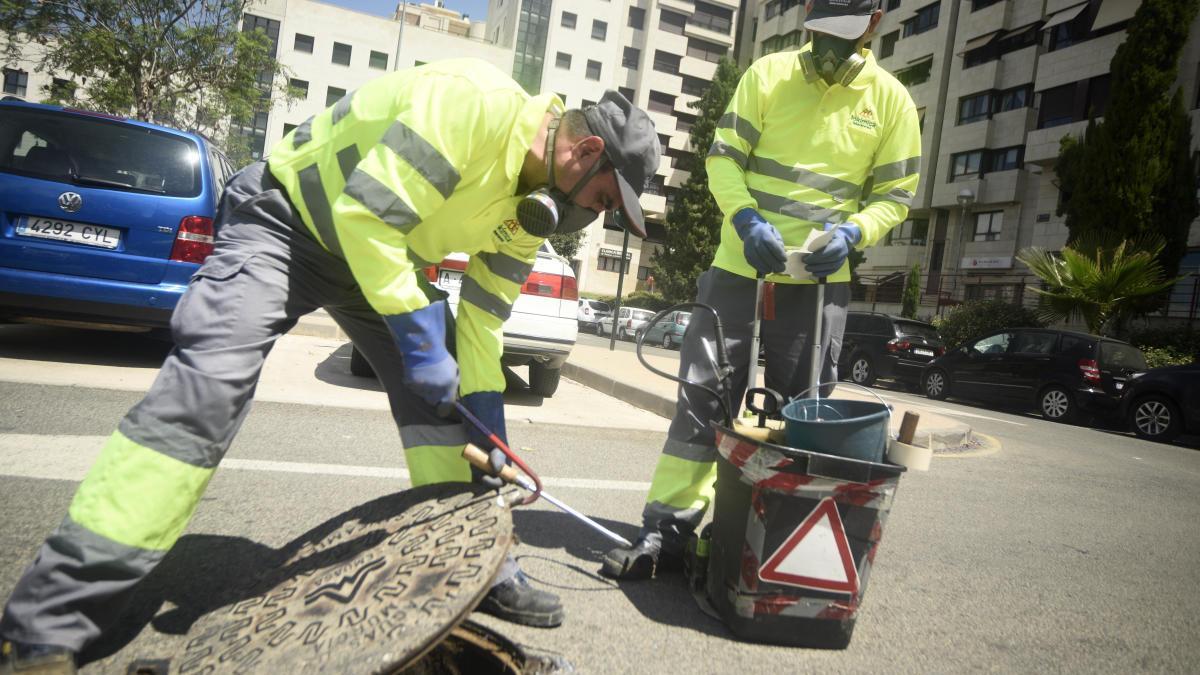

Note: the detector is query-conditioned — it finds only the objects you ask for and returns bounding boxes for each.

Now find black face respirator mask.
[802,33,866,87]
[516,118,607,237]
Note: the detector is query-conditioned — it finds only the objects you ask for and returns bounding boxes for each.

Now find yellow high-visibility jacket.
[267,59,561,396]
[707,45,922,283]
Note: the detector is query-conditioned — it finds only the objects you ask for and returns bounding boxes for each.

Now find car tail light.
[522,271,577,299]
[423,266,438,283]
[440,258,468,272]
[1078,358,1101,385]
[169,216,214,263]
[885,339,911,353]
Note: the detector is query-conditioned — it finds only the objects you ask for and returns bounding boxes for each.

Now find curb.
[292,311,349,341]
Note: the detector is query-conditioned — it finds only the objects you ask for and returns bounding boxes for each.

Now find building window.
[887,0,901,9]
[880,31,899,58]
[971,0,1002,9]
[762,30,804,55]
[660,9,687,35]
[902,2,939,38]
[513,0,551,94]
[369,50,388,70]
[582,99,596,108]
[326,86,347,107]
[556,51,572,69]
[557,92,568,104]
[628,6,645,29]
[618,86,635,102]
[597,254,629,273]
[686,37,726,63]
[622,47,640,69]
[689,1,733,35]
[765,0,781,19]
[332,42,352,66]
[289,78,309,98]
[592,19,607,41]
[50,78,76,100]
[681,75,708,97]
[647,90,675,114]
[973,211,1003,241]
[1086,74,1112,118]
[996,84,1031,113]
[653,50,680,74]
[283,123,297,135]
[1036,82,1077,129]
[895,58,932,87]
[958,91,991,124]
[3,68,28,97]
[988,146,1023,172]
[561,11,576,29]
[950,149,983,179]
[294,33,314,53]
[637,265,651,280]
[586,59,602,80]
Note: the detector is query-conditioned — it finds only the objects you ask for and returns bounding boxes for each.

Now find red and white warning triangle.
[758,497,859,594]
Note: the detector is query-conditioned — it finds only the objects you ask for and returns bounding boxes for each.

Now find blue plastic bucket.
[780,398,889,463]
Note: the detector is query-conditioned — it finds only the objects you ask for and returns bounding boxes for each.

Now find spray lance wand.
[455,401,633,548]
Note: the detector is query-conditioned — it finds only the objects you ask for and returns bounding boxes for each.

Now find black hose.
[635,302,734,426]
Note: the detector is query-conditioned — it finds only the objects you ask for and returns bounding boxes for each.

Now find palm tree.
[1017,234,1178,335]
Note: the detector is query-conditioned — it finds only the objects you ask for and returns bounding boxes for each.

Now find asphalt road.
[1,325,1198,673]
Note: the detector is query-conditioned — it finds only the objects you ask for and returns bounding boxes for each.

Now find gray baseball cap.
[804,0,881,40]
[583,90,661,238]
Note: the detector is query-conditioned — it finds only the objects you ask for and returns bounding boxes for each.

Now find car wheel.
[349,346,376,378]
[529,362,561,397]
[1039,385,1075,423]
[850,354,876,386]
[1130,394,1182,442]
[661,334,673,349]
[924,368,948,400]
[595,322,604,335]
[618,328,628,341]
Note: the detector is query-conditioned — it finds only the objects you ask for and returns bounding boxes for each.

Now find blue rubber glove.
[384,300,458,414]
[732,208,787,275]
[803,223,862,278]
[461,391,508,488]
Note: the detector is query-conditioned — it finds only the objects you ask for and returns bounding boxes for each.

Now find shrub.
[1127,326,1199,368]
[933,299,1046,349]
[621,291,672,312]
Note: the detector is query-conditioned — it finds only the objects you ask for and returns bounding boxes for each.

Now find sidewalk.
[563,341,976,452]
[293,311,974,451]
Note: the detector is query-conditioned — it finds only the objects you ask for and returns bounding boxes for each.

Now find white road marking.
[871,391,1028,427]
[0,434,651,492]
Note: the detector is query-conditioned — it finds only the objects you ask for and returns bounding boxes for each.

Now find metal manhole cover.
[176,484,512,674]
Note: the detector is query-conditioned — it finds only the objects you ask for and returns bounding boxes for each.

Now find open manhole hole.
[161,483,567,674]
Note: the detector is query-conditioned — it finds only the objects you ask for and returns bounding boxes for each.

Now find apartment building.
[488,0,740,296]
[745,0,1200,319]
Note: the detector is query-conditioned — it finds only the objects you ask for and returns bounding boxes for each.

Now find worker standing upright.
[603,0,921,580]
[0,59,660,674]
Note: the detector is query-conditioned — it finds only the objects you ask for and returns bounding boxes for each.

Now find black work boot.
[476,571,564,628]
[601,533,685,580]
[0,640,77,675]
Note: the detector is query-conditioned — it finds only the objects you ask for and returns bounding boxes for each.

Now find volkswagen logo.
[58,192,83,213]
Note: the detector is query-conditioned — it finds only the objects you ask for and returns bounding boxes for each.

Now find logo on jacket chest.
[850,106,878,131]
[493,219,521,243]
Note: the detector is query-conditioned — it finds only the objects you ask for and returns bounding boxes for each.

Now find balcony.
[674,91,699,115]
[684,20,734,47]
[679,55,717,80]
[666,166,691,189]
[1024,119,1087,163]
[659,0,693,16]
[641,192,667,218]
[858,243,927,272]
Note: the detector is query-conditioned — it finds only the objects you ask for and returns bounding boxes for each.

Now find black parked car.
[1120,363,1200,443]
[921,328,1147,423]
[838,312,944,387]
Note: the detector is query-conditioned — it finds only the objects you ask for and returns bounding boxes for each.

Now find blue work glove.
[803,223,862,278]
[384,300,458,414]
[732,208,787,275]
[461,391,509,488]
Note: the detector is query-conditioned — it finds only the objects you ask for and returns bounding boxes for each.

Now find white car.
[349,241,578,397]
[577,298,611,334]
[598,306,657,341]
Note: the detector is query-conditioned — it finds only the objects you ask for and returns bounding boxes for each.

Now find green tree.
[1017,234,1179,335]
[547,230,584,261]
[933,299,1045,350]
[901,263,920,318]
[1054,0,1199,275]
[650,57,742,303]
[1,0,296,165]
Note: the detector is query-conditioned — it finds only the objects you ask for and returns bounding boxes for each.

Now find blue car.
[0,100,234,331]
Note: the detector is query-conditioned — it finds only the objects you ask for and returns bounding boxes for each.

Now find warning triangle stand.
[758,496,859,595]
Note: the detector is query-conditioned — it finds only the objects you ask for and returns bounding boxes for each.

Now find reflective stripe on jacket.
[707,45,922,284]
[267,59,560,395]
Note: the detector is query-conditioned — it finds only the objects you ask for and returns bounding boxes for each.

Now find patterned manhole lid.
[176,484,512,674]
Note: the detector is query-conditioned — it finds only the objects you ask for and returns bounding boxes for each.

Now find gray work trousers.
[639,267,849,550]
[0,162,506,652]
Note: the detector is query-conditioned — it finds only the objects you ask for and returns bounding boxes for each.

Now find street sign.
[758,497,859,594]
